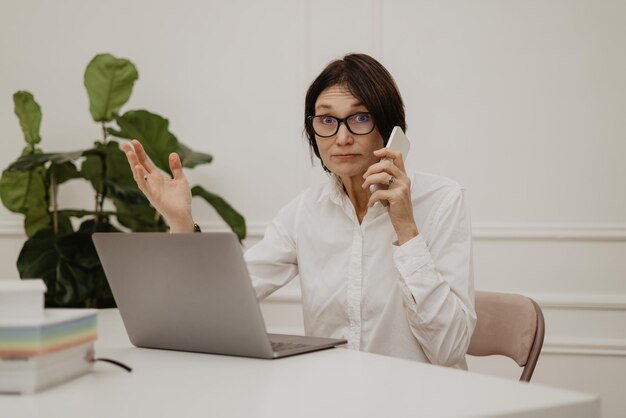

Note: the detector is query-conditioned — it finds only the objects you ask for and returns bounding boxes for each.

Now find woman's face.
[314,84,384,180]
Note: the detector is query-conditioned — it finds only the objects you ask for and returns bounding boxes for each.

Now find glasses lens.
[346,113,374,135]
[311,116,338,137]
[310,113,375,137]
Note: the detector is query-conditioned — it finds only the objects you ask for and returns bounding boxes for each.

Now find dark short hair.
[304,53,406,169]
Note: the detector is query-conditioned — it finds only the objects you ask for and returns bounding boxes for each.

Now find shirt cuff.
[392,234,433,276]
[392,234,440,307]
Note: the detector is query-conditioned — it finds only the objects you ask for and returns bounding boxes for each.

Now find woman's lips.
[333,154,359,160]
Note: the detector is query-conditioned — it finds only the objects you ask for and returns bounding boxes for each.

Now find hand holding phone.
[369,126,411,194]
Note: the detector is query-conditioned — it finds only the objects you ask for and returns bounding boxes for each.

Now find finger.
[363,158,401,180]
[122,143,142,177]
[169,153,185,180]
[368,186,406,207]
[362,172,396,190]
[122,143,139,166]
[131,139,157,174]
[367,189,393,208]
[373,147,402,162]
[373,148,406,171]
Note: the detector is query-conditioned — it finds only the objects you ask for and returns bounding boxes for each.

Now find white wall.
[1,1,625,416]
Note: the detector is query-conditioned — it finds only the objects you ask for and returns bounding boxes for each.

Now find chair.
[467,291,545,382]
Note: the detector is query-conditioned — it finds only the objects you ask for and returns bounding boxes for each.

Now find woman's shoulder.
[274,180,329,216]
[408,171,469,233]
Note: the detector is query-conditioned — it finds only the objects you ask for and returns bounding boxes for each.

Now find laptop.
[92,232,346,359]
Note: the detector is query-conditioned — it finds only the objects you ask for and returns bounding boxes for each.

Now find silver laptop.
[92,232,346,359]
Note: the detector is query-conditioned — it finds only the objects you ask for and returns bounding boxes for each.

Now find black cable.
[92,357,133,372]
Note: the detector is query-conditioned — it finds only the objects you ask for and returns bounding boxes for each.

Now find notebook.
[92,232,346,359]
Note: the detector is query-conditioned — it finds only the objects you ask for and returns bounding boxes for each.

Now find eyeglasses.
[307,113,376,138]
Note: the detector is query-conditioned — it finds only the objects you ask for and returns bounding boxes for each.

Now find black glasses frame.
[307,113,376,138]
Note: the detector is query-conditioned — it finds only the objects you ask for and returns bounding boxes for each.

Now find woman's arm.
[393,187,476,367]
[244,196,301,300]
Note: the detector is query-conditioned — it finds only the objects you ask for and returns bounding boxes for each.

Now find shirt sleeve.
[244,198,300,301]
[392,186,477,367]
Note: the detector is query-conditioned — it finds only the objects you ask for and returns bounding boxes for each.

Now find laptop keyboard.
[271,341,310,352]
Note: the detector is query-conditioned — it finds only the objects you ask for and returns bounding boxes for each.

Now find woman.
[122,53,476,368]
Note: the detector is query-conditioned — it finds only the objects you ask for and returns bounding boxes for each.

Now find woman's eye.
[354,114,370,123]
[321,116,336,125]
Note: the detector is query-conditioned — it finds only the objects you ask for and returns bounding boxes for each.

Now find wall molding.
[258,324,626,356]
[528,293,626,311]
[265,288,626,310]
[1,221,625,242]
[472,224,626,242]
[247,223,626,242]
[543,337,626,357]
[223,222,626,242]
[0,221,24,237]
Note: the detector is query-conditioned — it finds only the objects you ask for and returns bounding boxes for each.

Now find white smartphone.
[369,126,411,194]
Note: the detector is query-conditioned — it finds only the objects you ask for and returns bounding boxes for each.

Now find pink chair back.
[468,291,545,382]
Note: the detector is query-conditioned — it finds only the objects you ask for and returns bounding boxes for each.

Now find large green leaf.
[8,150,90,171]
[101,140,136,186]
[17,229,59,306]
[105,179,147,205]
[18,224,119,307]
[81,153,104,191]
[108,110,178,173]
[56,232,101,270]
[56,211,75,235]
[56,210,109,220]
[24,208,75,238]
[191,186,246,240]
[113,198,167,232]
[13,91,42,146]
[0,168,47,213]
[48,162,81,185]
[55,261,87,307]
[77,218,121,234]
[24,207,51,237]
[81,141,146,204]
[84,53,138,122]
[91,266,116,308]
[178,142,213,168]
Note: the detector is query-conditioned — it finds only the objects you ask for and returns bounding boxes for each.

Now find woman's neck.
[339,174,371,223]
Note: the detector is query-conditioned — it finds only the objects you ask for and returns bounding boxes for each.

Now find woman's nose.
[335,123,354,145]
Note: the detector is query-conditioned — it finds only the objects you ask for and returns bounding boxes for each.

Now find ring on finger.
[387,175,395,186]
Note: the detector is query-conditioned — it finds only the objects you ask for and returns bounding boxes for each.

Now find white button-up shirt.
[245,171,476,368]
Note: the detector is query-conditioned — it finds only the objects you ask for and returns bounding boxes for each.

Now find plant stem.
[101,122,108,144]
[99,154,108,218]
[51,172,58,233]
[95,124,109,224]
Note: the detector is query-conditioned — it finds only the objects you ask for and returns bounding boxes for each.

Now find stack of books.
[0,280,97,394]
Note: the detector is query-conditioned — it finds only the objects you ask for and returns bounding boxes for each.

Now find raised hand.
[122,139,195,232]
[362,147,418,245]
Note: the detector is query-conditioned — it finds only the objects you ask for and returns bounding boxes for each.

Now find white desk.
[2,309,599,418]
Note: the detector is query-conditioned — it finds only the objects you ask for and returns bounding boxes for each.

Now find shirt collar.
[320,170,417,216]
[317,174,389,221]
[317,174,347,206]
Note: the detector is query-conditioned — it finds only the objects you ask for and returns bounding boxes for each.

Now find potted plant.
[0,53,246,308]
